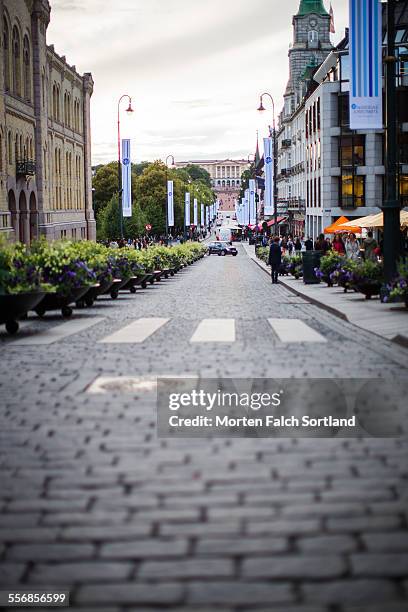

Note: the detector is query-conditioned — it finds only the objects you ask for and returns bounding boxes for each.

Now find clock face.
[310,18,317,27]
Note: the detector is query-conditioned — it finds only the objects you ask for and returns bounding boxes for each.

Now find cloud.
[48,0,349,163]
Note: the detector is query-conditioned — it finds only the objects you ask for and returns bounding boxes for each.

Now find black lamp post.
[257,92,278,234]
[383,0,401,282]
[117,94,134,239]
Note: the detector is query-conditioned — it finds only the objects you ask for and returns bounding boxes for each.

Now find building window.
[340,135,365,167]
[398,131,408,164]
[23,35,31,101]
[340,174,365,208]
[12,26,21,97]
[338,94,350,129]
[400,175,408,207]
[3,18,10,92]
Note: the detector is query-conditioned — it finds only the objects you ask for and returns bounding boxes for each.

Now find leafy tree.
[97,196,148,241]
[92,162,118,219]
[183,164,212,188]
[239,166,255,201]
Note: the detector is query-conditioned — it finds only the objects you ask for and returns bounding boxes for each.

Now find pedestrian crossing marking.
[99,317,170,344]
[268,318,327,343]
[11,316,105,346]
[190,318,235,343]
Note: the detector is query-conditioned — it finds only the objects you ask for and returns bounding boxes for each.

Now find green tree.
[183,164,212,188]
[239,166,254,201]
[92,162,118,219]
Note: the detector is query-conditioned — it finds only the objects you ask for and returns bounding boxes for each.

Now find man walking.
[268,236,282,284]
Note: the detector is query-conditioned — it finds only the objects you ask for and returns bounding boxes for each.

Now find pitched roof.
[297,0,329,17]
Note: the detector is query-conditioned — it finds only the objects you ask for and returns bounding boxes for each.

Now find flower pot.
[34,286,89,318]
[356,281,382,300]
[0,292,46,335]
[135,274,150,290]
[102,278,128,300]
[154,270,162,282]
[76,284,101,308]
[121,276,139,294]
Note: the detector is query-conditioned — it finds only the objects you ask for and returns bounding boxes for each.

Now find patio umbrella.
[344,210,408,228]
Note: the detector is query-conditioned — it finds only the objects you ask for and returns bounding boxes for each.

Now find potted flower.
[330,260,356,293]
[351,260,384,300]
[385,259,408,309]
[31,241,95,317]
[0,242,51,334]
[315,252,344,287]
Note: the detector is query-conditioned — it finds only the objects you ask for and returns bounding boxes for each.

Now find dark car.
[212,242,238,257]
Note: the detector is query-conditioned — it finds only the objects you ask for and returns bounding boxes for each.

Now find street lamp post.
[257,92,278,234]
[383,0,401,282]
[165,155,175,241]
[117,94,134,240]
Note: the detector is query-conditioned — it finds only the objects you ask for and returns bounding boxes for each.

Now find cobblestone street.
[1,246,408,611]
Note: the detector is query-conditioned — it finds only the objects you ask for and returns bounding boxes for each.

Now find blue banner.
[349,0,382,129]
[121,139,132,218]
[263,137,274,216]
[194,198,198,226]
[185,192,190,227]
[167,180,174,227]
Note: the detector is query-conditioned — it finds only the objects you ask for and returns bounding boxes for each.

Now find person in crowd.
[294,237,302,252]
[314,233,330,254]
[363,231,378,261]
[268,236,282,284]
[332,234,345,255]
[305,236,314,251]
[287,236,294,257]
[345,233,360,260]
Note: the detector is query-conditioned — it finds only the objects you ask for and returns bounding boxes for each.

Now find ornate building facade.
[0,0,95,243]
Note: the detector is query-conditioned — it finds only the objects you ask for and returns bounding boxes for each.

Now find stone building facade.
[0,0,95,243]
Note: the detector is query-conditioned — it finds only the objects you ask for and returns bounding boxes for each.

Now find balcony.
[287,198,306,212]
[281,139,292,148]
[16,159,36,177]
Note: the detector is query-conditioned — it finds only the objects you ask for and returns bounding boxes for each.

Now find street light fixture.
[117,94,134,240]
[257,92,278,233]
[165,155,175,240]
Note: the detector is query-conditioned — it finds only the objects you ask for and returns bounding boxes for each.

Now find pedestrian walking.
[305,236,314,251]
[345,233,360,260]
[294,237,302,252]
[332,234,345,255]
[268,237,282,284]
[363,231,378,261]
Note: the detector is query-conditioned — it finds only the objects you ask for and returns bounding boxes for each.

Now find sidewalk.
[244,243,408,347]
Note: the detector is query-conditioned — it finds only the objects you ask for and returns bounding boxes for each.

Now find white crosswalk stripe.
[99,317,170,344]
[11,316,105,346]
[268,318,327,343]
[190,318,235,343]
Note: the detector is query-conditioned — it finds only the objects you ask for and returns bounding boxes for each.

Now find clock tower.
[284,0,332,112]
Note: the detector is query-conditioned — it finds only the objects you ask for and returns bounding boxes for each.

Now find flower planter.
[154,270,163,282]
[356,281,382,300]
[102,278,128,300]
[135,274,151,290]
[121,276,139,294]
[76,284,101,308]
[0,292,46,335]
[34,286,89,318]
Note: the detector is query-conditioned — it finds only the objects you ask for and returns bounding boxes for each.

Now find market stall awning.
[324,216,350,234]
[267,216,287,227]
[340,211,408,229]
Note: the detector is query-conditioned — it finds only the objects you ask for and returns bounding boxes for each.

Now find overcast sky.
[47,0,348,165]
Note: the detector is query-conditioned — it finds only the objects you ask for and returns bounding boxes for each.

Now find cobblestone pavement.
[1,245,408,612]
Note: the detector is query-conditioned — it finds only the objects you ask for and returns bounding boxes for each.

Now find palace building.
[0,0,95,243]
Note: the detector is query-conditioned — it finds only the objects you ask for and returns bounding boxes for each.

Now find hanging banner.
[185,192,190,227]
[167,180,174,227]
[201,203,204,228]
[206,206,209,227]
[263,137,274,216]
[249,179,256,225]
[244,190,250,226]
[349,0,382,129]
[121,139,132,218]
[193,198,198,226]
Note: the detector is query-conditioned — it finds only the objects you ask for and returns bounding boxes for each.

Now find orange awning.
[324,216,350,234]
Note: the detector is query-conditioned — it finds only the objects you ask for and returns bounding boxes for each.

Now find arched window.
[64,92,67,125]
[12,26,21,97]
[23,35,31,101]
[308,30,319,48]
[0,132,3,172]
[7,131,12,164]
[3,18,10,92]
[56,86,60,121]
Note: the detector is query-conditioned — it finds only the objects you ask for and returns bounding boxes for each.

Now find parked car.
[208,242,238,257]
